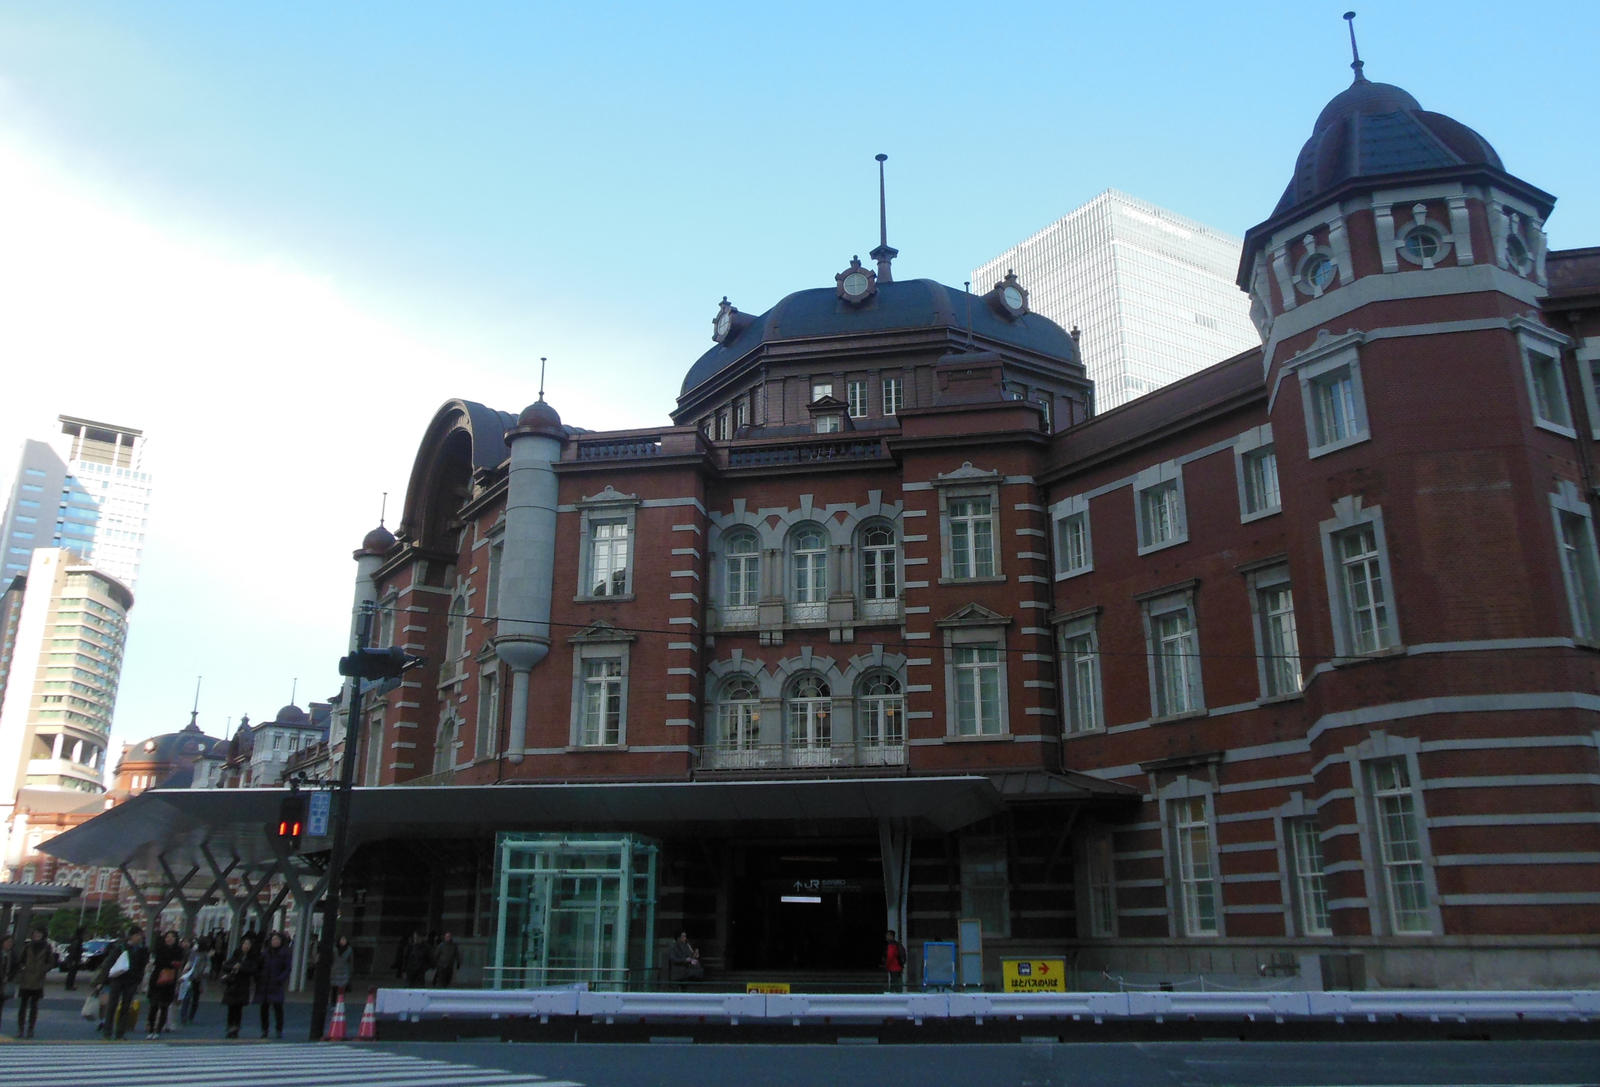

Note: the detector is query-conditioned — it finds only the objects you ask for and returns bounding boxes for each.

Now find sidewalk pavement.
[0,972,365,1044]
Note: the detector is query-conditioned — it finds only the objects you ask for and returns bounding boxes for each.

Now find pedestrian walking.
[15,925,54,1038]
[178,937,207,1025]
[881,929,908,992]
[328,935,354,1001]
[94,926,150,1040]
[0,933,17,1032]
[146,930,182,1037]
[219,936,258,1039]
[64,927,84,991]
[256,932,292,1038]
[402,931,430,987]
[432,931,462,988]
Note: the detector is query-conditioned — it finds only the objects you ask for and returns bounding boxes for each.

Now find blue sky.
[1,1,1595,763]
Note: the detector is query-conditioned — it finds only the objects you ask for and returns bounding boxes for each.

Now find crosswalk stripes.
[6,1044,587,1087]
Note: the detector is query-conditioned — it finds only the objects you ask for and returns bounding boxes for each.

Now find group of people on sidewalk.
[84,925,231,1040]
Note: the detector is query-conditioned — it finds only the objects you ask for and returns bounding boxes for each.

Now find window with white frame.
[433,716,458,774]
[811,381,833,403]
[882,376,903,416]
[1297,336,1370,456]
[1134,463,1187,553]
[1058,611,1102,735]
[859,522,898,617]
[1322,502,1399,657]
[1248,564,1302,698]
[722,529,761,623]
[716,411,730,441]
[443,592,468,679]
[856,672,904,756]
[789,524,828,622]
[786,674,831,763]
[1037,395,1052,431]
[1171,795,1219,936]
[485,534,504,618]
[1367,757,1432,933]
[1578,342,1600,440]
[734,398,748,430]
[474,669,499,759]
[1053,495,1092,577]
[953,644,1003,735]
[1083,827,1117,937]
[363,713,385,786]
[847,380,867,418]
[1551,482,1600,642]
[1236,431,1280,520]
[717,675,761,762]
[577,492,639,600]
[948,496,996,579]
[578,657,624,746]
[1142,587,1202,718]
[1518,322,1575,433]
[960,835,1011,939]
[1286,815,1331,935]
[815,413,842,434]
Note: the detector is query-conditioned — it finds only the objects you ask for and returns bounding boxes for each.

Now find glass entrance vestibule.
[490,832,659,991]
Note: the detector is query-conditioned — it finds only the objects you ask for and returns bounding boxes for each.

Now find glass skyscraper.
[973,190,1260,411]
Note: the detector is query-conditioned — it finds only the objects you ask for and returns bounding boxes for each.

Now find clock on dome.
[835,256,878,305]
[712,296,740,343]
[986,269,1029,320]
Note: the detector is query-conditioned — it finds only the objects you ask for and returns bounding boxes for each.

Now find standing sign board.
[921,941,957,990]
[307,790,332,837]
[957,918,983,990]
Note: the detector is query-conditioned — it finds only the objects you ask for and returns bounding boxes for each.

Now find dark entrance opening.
[727,839,883,971]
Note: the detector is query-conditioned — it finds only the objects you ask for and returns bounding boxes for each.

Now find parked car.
[76,937,117,973]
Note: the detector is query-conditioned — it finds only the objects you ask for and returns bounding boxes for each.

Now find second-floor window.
[847,380,867,418]
[724,531,760,610]
[790,526,828,621]
[953,645,1002,735]
[882,377,904,415]
[860,524,897,606]
[589,520,629,597]
[580,657,623,746]
[948,497,995,579]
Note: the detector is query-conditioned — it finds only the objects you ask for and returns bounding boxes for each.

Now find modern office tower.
[973,189,1260,411]
[0,416,151,591]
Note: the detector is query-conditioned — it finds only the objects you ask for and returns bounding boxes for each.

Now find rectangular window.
[811,381,833,403]
[1172,796,1218,936]
[1311,366,1358,445]
[1526,349,1572,429]
[882,377,903,416]
[814,414,842,434]
[734,398,748,430]
[847,380,867,418]
[1369,758,1431,933]
[1037,395,1052,430]
[1085,831,1117,937]
[475,671,499,759]
[960,836,1010,939]
[580,658,623,746]
[1336,524,1393,654]
[1055,511,1090,575]
[1145,592,1202,717]
[1287,817,1331,935]
[1136,474,1186,552]
[1557,509,1600,640]
[953,644,1002,735]
[1060,617,1102,735]
[948,497,995,579]
[716,412,730,440]
[1254,573,1302,698]
[1241,446,1280,517]
[588,520,629,597]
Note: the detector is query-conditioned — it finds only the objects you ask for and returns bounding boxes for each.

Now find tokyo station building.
[51,55,1600,991]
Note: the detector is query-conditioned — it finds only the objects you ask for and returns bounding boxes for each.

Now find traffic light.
[338,646,425,680]
[277,794,307,848]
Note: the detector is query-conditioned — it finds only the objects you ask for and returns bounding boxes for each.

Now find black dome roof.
[1274,74,1502,217]
[681,277,1080,397]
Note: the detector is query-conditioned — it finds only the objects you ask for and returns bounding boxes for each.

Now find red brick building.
[340,62,1599,989]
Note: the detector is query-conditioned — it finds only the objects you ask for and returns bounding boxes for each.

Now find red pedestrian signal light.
[276,794,307,848]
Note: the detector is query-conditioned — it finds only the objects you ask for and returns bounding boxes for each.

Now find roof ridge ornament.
[869,153,897,284]
[1343,11,1366,83]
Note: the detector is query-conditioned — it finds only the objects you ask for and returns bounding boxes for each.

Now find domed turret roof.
[360,523,396,554]
[1274,71,1502,217]
[273,704,310,725]
[518,398,562,430]
[681,277,1080,397]
[124,713,228,769]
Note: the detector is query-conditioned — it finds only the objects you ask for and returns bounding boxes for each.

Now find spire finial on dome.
[539,357,548,403]
[1343,11,1366,83]
[869,153,898,284]
[188,675,202,730]
[379,491,388,528]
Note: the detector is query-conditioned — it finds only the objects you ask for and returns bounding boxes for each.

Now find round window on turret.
[1298,253,1338,297]
[1506,233,1533,275]
[1399,226,1444,267]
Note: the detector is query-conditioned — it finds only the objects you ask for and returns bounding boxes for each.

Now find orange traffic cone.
[324,989,348,1041]
[355,987,378,1041]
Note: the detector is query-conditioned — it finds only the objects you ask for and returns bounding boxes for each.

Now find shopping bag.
[81,993,99,1020]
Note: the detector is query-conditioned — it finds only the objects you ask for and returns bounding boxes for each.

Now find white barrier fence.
[374,987,1600,1026]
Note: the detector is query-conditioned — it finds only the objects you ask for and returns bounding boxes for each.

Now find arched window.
[715,675,762,768]
[444,592,469,679]
[859,523,898,618]
[789,525,828,623]
[857,673,904,764]
[786,674,831,766]
[434,717,458,775]
[722,530,760,625]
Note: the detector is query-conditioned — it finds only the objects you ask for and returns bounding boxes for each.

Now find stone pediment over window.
[567,621,639,645]
[935,602,1013,628]
[578,485,640,508]
[932,462,1001,487]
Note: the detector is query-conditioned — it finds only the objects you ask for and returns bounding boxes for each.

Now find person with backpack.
[882,929,909,992]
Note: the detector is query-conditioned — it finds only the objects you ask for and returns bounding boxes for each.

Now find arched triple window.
[722,529,760,626]
[786,674,831,766]
[715,675,762,768]
[859,523,898,618]
[856,673,904,764]
[789,525,828,623]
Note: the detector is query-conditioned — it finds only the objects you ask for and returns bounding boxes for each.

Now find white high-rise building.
[973,190,1260,411]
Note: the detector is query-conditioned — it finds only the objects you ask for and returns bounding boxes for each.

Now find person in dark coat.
[0,934,15,1028]
[402,931,430,987]
[432,932,462,988]
[15,925,55,1038]
[256,932,292,1038]
[94,926,150,1040]
[328,935,354,998]
[219,936,259,1039]
[145,930,183,1037]
[64,927,85,990]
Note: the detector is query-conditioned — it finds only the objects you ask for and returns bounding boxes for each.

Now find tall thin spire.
[869,153,898,284]
[378,491,388,528]
[538,357,548,402]
[188,675,202,729]
[1343,11,1366,82]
